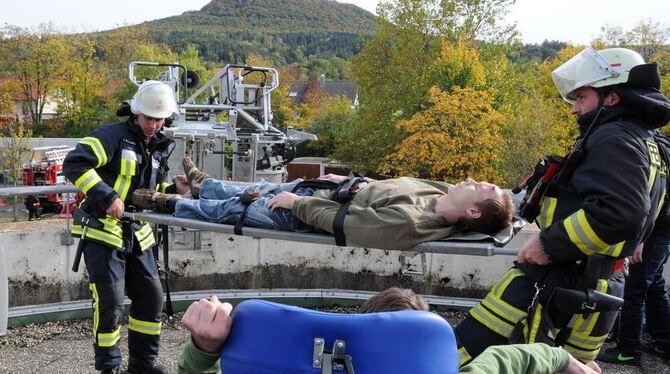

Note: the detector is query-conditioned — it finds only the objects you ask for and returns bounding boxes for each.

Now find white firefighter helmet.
[129,80,180,119]
[552,47,646,103]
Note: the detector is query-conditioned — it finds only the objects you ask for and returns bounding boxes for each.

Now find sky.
[0,0,669,45]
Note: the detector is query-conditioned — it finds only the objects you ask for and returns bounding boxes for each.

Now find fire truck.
[22,145,80,215]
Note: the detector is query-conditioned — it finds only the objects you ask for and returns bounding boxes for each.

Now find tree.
[298,96,356,157]
[340,0,518,173]
[0,120,32,221]
[1,24,71,125]
[56,35,110,136]
[594,19,670,60]
[387,86,504,182]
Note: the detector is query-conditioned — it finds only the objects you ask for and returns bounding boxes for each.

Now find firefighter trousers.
[454,266,624,366]
[82,239,163,370]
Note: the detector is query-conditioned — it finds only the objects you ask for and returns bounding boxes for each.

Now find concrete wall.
[3,220,669,308]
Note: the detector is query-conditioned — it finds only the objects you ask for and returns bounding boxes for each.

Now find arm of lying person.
[178,296,233,374]
[460,343,600,374]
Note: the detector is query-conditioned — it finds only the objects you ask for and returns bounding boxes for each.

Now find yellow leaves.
[387,86,504,184]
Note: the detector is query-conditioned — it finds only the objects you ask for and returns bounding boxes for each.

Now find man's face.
[447,178,504,210]
[571,87,599,116]
[137,113,166,138]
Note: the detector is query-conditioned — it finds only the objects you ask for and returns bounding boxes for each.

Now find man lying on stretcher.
[132,157,514,250]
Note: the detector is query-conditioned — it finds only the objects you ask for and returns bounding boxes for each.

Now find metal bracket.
[313,337,325,369]
[312,338,355,373]
[399,251,427,277]
[59,230,74,246]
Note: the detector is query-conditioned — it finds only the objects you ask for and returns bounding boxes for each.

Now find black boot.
[127,357,168,374]
[100,366,119,374]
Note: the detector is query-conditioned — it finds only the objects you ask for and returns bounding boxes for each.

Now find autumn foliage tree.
[388,86,504,183]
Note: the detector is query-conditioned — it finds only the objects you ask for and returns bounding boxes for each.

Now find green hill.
[134,0,377,64]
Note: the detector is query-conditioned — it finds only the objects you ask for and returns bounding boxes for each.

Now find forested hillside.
[129,0,376,64]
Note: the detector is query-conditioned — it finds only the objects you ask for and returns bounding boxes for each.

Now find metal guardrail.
[7,289,480,327]
[0,184,78,196]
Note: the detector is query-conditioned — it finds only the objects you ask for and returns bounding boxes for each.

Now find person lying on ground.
[177,288,601,374]
[132,158,514,250]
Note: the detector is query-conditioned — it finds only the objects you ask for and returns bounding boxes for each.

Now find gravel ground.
[0,308,667,373]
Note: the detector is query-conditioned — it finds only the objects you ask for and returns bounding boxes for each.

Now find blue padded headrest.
[220,299,459,374]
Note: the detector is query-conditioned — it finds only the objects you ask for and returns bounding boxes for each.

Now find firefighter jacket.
[63,119,175,251]
[534,87,670,268]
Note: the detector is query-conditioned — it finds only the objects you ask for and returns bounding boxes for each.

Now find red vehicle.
[22,146,80,215]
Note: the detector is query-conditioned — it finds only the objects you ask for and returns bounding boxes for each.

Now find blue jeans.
[619,232,670,354]
[174,178,315,231]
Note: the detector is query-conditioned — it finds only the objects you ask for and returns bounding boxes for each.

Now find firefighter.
[455,47,670,366]
[63,81,181,374]
[24,194,40,220]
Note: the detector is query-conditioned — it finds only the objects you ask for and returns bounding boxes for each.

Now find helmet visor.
[551,48,619,103]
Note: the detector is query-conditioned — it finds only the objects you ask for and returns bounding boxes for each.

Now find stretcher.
[124,211,525,256]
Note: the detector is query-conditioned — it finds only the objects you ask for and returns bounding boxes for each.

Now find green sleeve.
[177,336,222,374]
[459,344,571,374]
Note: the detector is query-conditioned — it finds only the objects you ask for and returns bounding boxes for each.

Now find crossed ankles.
[182,156,209,198]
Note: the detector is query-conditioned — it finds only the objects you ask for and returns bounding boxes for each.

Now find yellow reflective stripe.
[74,169,102,194]
[80,137,107,168]
[158,183,170,193]
[573,280,608,333]
[538,197,557,229]
[649,164,658,193]
[113,175,131,201]
[566,332,608,350]
[134,223,155,251]
[98,217,124,237]
[97,328,121,347]
[90,283,99,340]
[469,304,515,338]
[128,316,161,336]
[491,268,524,297]
[82,227,124,248]
[138,235,156,251]
[458,346,472,367]
[656,192,667,219]
[135,223,153,240]
[562,344,600,363]
[601,241,625,257]
[563,209,608,255]
[481,293,526,322]
[527,304,543,343]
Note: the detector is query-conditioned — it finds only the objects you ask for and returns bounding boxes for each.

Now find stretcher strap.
[333,201,351,246]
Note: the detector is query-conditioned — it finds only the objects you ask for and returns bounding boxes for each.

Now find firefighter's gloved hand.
[182,295,233,354]
[517,233,551,265]
[106,198,125,219]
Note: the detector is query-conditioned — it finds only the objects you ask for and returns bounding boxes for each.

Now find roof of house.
[289,80,358,104]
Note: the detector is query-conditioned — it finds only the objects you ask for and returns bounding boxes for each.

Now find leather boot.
[126,357,169,374]
[182,157,209,198]
[99,366,119,374]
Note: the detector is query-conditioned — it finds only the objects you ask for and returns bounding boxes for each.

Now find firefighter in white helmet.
[456,47,670,367]
[63,80,184,374]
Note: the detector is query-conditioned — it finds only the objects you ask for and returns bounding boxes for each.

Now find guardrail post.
[0,242,8,336]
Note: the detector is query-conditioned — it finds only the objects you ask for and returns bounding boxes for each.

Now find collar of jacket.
[126,118,174,150]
